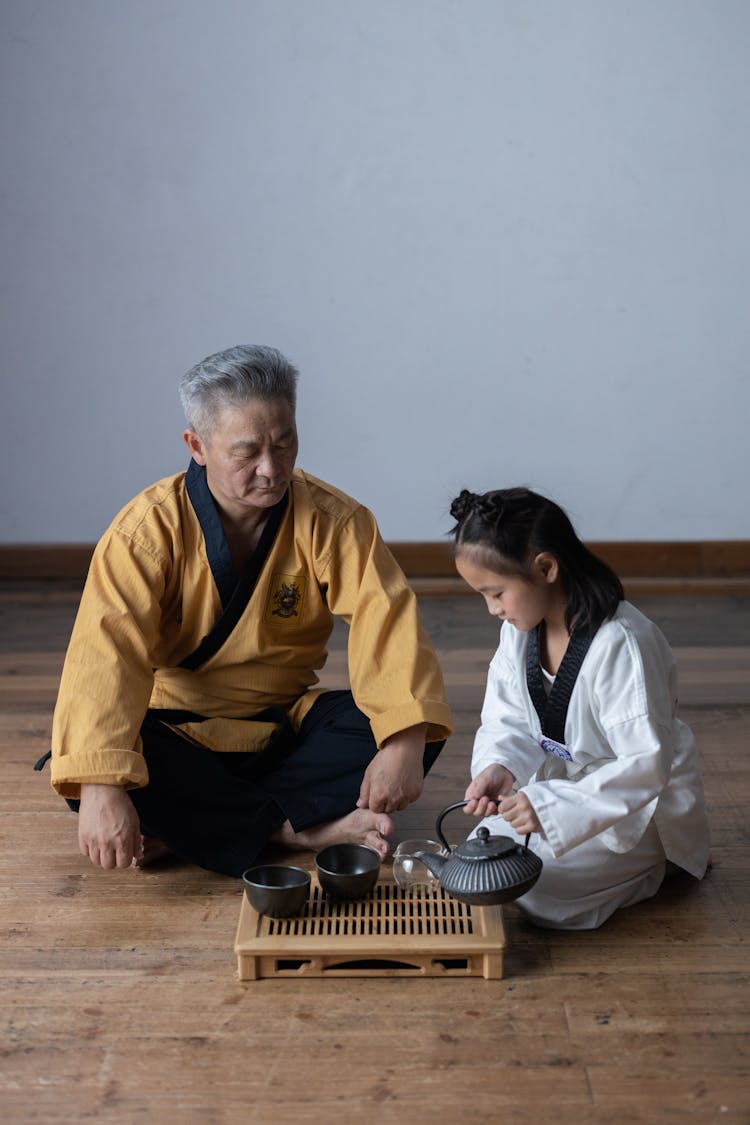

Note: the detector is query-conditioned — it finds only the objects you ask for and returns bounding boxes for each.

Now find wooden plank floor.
[1,583,748,1124]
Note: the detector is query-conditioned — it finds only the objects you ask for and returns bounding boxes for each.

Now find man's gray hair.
[179,345,299,435]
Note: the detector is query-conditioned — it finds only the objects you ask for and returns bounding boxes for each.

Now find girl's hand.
[464,764,516,817]
[497,791,541,836]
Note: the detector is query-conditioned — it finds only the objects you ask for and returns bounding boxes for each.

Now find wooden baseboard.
[391,541,750,597]
[0,544,95,580]
[389,540,750,578]
[1,541,748,594]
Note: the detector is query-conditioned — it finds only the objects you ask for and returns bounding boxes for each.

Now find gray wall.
[2,1,748,543]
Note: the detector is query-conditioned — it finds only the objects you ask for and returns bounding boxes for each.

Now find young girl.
[451,486,710,930]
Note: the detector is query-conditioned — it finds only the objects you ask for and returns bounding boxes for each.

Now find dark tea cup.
[242,864,311,917]
[315,843,381,900]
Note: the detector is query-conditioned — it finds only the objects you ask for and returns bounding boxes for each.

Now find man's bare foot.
[133,835,174,868]
[271,808,394,860]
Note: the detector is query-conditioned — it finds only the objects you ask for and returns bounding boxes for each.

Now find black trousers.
[66,691,444,878]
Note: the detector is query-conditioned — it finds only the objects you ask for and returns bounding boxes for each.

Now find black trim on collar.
[184,460,236,608]
[179,476,289,672]
[526,625,594,745]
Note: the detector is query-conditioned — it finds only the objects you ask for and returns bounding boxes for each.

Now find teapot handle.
[435,800,470,851]
[436,799,531,851]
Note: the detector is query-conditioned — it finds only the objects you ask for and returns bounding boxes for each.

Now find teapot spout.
[414,850,447,880]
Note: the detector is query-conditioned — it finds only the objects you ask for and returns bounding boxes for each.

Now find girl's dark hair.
[450,487,624,635]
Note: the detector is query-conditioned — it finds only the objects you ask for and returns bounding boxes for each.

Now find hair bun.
[476,493,507,525]
[449,490,480,523]
[450,489,512,531]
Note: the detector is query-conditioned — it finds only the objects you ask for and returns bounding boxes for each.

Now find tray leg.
[482,951,504,980]
[238,953,259,981]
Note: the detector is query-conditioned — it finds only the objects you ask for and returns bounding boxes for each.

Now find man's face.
[184,397,298,522]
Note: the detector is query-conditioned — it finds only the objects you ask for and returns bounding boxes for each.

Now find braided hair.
[450,487,623,635]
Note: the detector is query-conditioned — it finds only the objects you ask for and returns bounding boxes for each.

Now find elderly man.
[43,345,452,877]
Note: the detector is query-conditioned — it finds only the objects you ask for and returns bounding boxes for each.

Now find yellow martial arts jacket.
[50,465,453,798]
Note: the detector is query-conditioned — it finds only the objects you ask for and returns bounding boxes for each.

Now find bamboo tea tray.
[234,873,505,980]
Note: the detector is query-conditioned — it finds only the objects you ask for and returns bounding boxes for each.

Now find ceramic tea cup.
[315,843,380,900]
[242,864,311,917]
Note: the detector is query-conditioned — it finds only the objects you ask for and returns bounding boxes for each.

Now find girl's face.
[455,550,562,632]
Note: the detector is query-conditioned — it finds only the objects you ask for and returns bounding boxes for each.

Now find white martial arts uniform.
[470,602,710,929]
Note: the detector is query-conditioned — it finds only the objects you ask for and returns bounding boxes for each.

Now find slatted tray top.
[235,874,505,980]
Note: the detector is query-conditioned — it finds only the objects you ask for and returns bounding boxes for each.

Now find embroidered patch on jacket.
[265,574,306,622]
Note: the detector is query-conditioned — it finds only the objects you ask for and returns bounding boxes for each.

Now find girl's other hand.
[498,791,542,836]
[464,764,516,816]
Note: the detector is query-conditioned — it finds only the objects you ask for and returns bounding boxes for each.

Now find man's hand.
[357,724,427,813]
[464,764,516,817]
[78,783,142,869]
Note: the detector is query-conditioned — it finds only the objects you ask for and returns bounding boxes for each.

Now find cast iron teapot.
[416,800,543,906]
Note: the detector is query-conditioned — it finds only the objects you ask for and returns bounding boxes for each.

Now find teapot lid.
[452,825,518,861]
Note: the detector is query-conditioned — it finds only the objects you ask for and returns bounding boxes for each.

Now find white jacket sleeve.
[471,629,545,786]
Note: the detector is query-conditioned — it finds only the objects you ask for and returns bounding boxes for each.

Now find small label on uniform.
[539,736,574,762]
